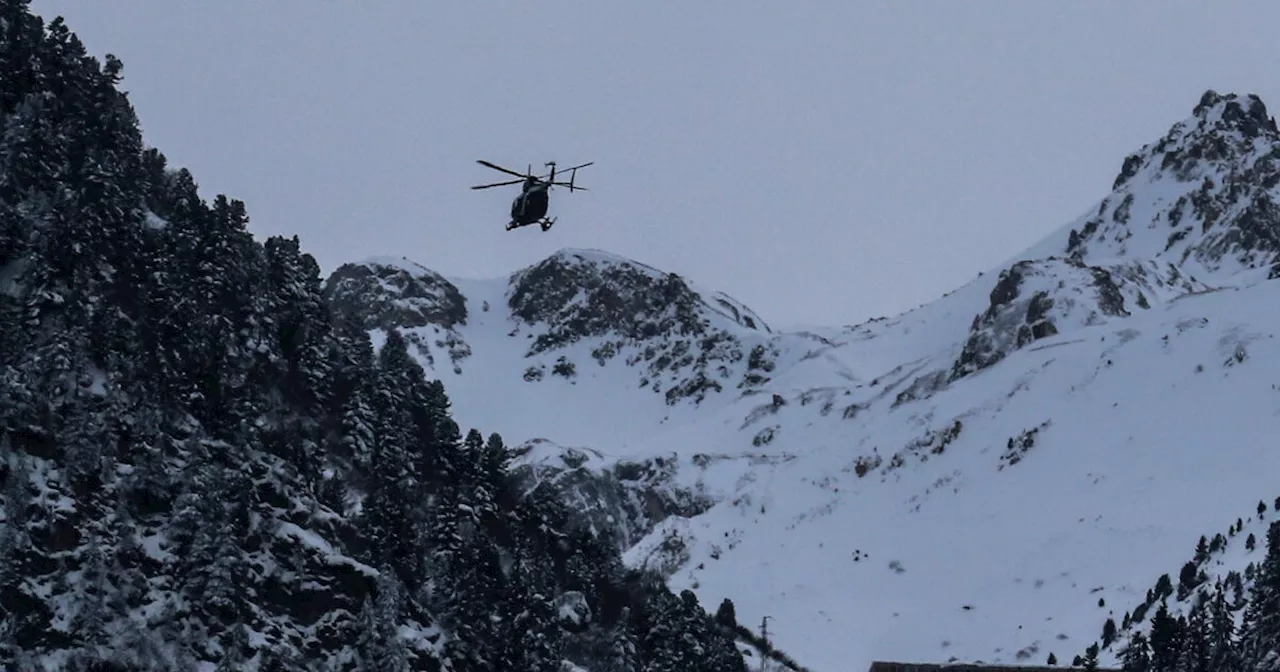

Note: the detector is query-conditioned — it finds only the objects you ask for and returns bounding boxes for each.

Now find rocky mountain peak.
[508,248,769,335]
[507,248,777,405]
[323,256,472,372]
[1111,91,1277,191]
[1191,89,1275,139]
[1059,91,1280,281]
[324,256,467,331]
[510,248,725,348]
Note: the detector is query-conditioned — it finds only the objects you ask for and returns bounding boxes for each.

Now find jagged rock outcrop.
[507,439,717,553]
[950,257,1207,380]
[326,257,468,330]
[704,291,772,333]
[507,249,774,405]
[324,257,472,372]
[321,249,779,407]
[1068,90,1280,279]
[945,91,1280,382]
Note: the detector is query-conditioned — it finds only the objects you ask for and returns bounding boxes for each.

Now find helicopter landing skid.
[506,217,556,232]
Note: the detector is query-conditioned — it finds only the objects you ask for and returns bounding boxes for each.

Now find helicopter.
[471,159,593,231]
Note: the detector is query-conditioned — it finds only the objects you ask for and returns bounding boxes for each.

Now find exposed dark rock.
[1078,91,1280,275]
[509,251,723,350]
[508,441,715,553]
[323,259,472,371]
[325,259,467,331]
[508,250,773,404]
[1113,153,1145,190]
[951,259,1133,381]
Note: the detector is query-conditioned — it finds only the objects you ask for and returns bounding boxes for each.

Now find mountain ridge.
[5,3,1280,665]
[322,88,1280,671]
[344,90,1280,372]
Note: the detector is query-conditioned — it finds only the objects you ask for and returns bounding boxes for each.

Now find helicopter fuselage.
[510,183,550,226]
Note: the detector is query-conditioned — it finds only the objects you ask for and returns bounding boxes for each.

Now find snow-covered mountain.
[327,90,1280,671]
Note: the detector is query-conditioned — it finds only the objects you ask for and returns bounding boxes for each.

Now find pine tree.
[1148,601,1182,672]
[459,428,485,493]
[642,588,700,672]
[360,328,435,584]
[353,569,411,672]
[1082,642,1099,670]
[1206,588,1237,672]
[1103,617,1118,647]
[603,608,642,672]
[427,484,502,667]
[1178,560,1199,600]
[1237,521,1280,669]
[475,431,513,516]
[640,588,746,672]
[329,318,378,476]
[489,554,565,672]
[1176,602,1209,672]
[1227,571,1247,609]
[258,234,332,479]
[214,623,251,672]
[0,448,35,660]
[170,461,253,632]
[715,598,738,630]
[1119,631,1150,672]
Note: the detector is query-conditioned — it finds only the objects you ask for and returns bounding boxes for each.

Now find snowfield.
[407,265,1280,671]
[331,91,1280,671]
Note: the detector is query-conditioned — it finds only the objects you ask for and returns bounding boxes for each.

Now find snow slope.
[640,279,1280,670]
[324,90,1280,671]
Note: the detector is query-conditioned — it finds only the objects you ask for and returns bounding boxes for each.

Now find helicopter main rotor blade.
[476,160,527,179]
[532,161,594,181]
[550,182,587,191]
[471,178,524,190]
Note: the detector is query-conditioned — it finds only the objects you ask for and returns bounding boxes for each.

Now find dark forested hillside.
[0,2,750,670]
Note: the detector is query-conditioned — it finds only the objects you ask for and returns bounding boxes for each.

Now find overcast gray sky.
[29,1,1280,328]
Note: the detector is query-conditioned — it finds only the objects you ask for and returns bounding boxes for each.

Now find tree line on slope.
[1063,510,1280,672]
[0,2,763,669]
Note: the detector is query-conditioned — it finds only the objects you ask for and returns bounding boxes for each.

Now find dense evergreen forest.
[0,2,751,669]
